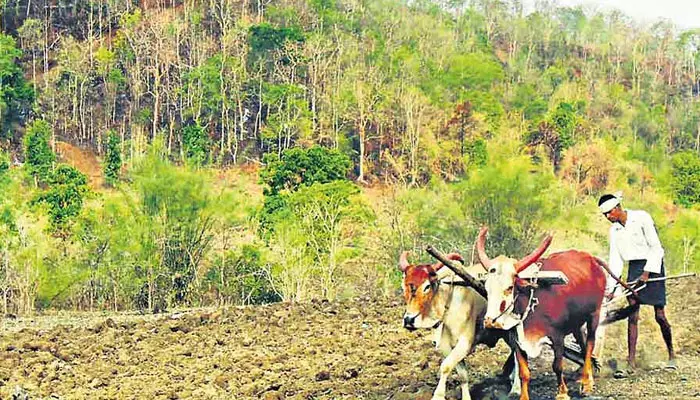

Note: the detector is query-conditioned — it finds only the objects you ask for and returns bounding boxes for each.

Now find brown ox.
[399,251,520,400]
[476,227,605,400]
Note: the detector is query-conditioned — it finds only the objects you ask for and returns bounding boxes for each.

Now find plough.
[601,272,697,325]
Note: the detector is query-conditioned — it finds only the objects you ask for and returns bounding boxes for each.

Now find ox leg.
[433,336,472,400]
[508,350,521,398]
[551,336,569,400]
[514,348,531,400]
[499,350,515,379]
[580,314,598,395]
[455,361,472,400]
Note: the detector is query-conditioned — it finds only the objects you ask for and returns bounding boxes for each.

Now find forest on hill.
[0,0,699,314]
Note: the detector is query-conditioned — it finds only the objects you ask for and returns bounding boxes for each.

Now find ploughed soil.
[1,278,699,400]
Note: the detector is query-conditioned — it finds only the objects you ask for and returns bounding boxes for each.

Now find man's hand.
[639,271,650,284]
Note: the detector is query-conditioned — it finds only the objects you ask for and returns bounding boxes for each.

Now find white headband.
[599,191,623,214]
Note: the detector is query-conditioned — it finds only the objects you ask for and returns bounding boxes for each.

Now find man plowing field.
[596,192,678,378]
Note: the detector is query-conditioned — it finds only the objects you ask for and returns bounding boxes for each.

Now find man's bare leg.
[654,305,676,368]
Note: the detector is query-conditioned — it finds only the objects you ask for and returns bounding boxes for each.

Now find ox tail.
[593,256,620,286]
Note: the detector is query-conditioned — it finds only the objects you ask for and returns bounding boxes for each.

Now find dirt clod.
[314,370,331,381]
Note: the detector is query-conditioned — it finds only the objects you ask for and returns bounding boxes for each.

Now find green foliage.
[260,146,352,195]
[182,54,240,125]
[671,151,700,207]
[248,22,305,56]
[0,150,9,178]
[512,84,548,120]
[460,90,503,128]
[400,149,560,259]
[631,104,666,147]
[24,119,56,182]
[549,102,579,150]
[104,130,122,186]
[525,102,583,171]
[267,180,373,300]
[663,210,700,274]
[181,123,210,165]
[8,0,700,312]
[259,83,313,153]
[464,138,488,169]
[543,65,568,91]
[0,34,34,138]
[95,46,116,75]
[443,53,504,92]
[32,164,89,234]
[132,140,216,306]
[259,146,352,235]
[457,154,559,257]
[205,244,280,305]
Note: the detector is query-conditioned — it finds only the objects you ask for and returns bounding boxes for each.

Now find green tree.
[133,140,216,308]
[181,123,210,165]
[104,130,122,186]
[458,154,559,257]
[32,165,89,235]
[526,102,582,172]
[259,146,352,233]
[0,34,34,139]
[248,22,305,65]
[671,151,700,207]
[205,245,280,305]
[269,180,373,300]
[512,84,548,120]
[260,146,352,195]
[24,119,56,183]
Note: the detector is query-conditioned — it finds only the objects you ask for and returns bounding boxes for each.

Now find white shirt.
[607,209,665,293]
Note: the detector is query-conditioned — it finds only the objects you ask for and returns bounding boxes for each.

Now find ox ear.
[515,234,553,274]
[399,251,411,272]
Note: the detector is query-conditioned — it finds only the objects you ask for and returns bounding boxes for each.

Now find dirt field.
[1,278,699,399]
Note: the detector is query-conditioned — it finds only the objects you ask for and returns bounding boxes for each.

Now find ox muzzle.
[403,313,441,331]
[403,314,418,331]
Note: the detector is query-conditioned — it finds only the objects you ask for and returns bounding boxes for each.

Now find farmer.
[595,192,676,377]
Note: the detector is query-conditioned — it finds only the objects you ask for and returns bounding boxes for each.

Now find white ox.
[399,251,520,400]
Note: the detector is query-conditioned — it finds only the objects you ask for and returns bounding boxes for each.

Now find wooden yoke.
[426,246,488,298]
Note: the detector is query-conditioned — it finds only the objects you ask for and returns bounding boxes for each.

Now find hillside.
[0,0,698,315]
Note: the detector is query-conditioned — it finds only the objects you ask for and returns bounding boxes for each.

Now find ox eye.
[489,267,496,273]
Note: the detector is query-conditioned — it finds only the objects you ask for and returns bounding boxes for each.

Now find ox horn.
[515,234,553,274]
[475,226,492,271]
[399,251,411,272]
[432,253,465,271]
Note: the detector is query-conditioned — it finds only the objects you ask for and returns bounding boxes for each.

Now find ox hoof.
[555,394,570,400]
[579,381,594,395]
